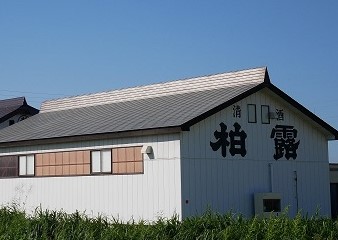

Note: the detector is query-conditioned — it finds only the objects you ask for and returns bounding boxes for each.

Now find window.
[112,146,143,174]
[9,120,15,126]
[263,199,281,212]
[261,105,270,124]
[91,149,112,174]
[0,156,18,178]
[35,151,91,177]
[247,104,257,123]
[19,155,35,176]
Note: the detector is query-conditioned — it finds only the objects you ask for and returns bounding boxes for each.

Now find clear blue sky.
[1,1,338,161]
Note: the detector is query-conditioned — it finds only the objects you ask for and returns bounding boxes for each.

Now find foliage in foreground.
[0,206,338,240]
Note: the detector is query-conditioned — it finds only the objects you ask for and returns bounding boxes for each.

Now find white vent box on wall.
[254,193,282,217]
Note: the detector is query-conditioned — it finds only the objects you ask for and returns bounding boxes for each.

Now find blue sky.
[1,1,338,161]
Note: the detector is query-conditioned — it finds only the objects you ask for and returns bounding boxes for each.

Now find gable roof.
[0,67,336,147]
[0,97,39,123]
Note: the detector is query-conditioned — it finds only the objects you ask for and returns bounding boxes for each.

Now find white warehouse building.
[0,67,337,221]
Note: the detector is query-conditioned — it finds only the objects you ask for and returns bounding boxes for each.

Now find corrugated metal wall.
[0,134,182,222]
[180,90,331,218]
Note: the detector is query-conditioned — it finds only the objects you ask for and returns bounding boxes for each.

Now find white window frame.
[91,149,112,174]
[247,104,257,123]
[19,155,35,176]
[261,105,270,124]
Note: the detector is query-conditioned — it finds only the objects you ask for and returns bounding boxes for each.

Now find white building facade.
[0,67,336,221]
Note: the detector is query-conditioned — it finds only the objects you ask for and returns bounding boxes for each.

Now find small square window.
[263,199,281,212]
[91,150,112,174]
[261,105,270,124]
[19,155,35,176]
[247,104,257,123]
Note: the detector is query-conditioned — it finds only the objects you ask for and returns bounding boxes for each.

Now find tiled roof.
[0,97,26,119]
[0,67,267,144]
[0,66,336,145]
[41,67,266,112]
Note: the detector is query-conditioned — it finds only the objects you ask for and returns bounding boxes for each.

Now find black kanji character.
[233,105,241,118]
[210,122,229,157]
[229,122,247,157]
[270,125,300,160]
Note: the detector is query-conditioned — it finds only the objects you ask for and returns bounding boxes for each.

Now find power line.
[0,89,68,96]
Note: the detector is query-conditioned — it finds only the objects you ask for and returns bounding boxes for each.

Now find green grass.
[0,206,337,240]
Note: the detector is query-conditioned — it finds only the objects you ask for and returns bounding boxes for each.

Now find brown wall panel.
[127,162,134,172]
[36,154,43,167]
[56,152,63,165]
[63,152,70,165]
[55,166,62,175]
[36,166,43,176]
[43,154,50,166]
[135,162,143,173]
[69,151,77,165]
[135,147,143,161]
[83,164,90,174]
[126,148,135,162]
[84,151,90,164]
[50,166,56,176]
[50,153,56,166]
[76,151,83,164]
[69,165,77,175]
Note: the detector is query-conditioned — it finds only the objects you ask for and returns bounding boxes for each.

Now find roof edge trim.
[267,83,338,140]
[181,82,268,130]
[0,126,182,148]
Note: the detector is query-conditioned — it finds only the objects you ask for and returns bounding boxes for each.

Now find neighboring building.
[330,163,338,218]
[0,97,39,129]
[0,67,337,221]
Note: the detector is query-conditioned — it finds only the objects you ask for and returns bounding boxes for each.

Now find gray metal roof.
[0,82,259,143]
[1,66,336,145]
[0,97,26,119]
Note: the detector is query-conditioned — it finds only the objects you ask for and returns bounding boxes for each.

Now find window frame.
[261,105,270,124]
[90,149,112,174]
[0,156,19,178]
[112,146,144,175]
[247,104,257,123]
[19,155,35,177]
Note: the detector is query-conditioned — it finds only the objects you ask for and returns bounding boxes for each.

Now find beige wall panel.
[63,152,70,165]
[112,163,119,174]
[117,148,126,162]
[50,153,56,166]
[69,165,77,175]
[135,147,142,161]
[63,165,70,175]
[36,166,43,176]
[56,153,63,165]
[42,166,50,176]
[76,165,84,175]
[36,154,43,167]
[126,148,134,161]
[55,166,62,175]
[83,151,90,164]
[119,163,127,173]
[126,162,134,173]
[112,148,118,162]
[49,166,56,176]
[69,152,77,165]
[83,164,90,174]
[76,151,83,164]
[135,162,143,173]
[43,154,50,166]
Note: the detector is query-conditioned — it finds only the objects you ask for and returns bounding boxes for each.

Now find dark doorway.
[330,183,338,218]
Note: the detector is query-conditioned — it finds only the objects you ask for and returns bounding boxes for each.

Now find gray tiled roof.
[0,97,26,119]
[0,82,259,143]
